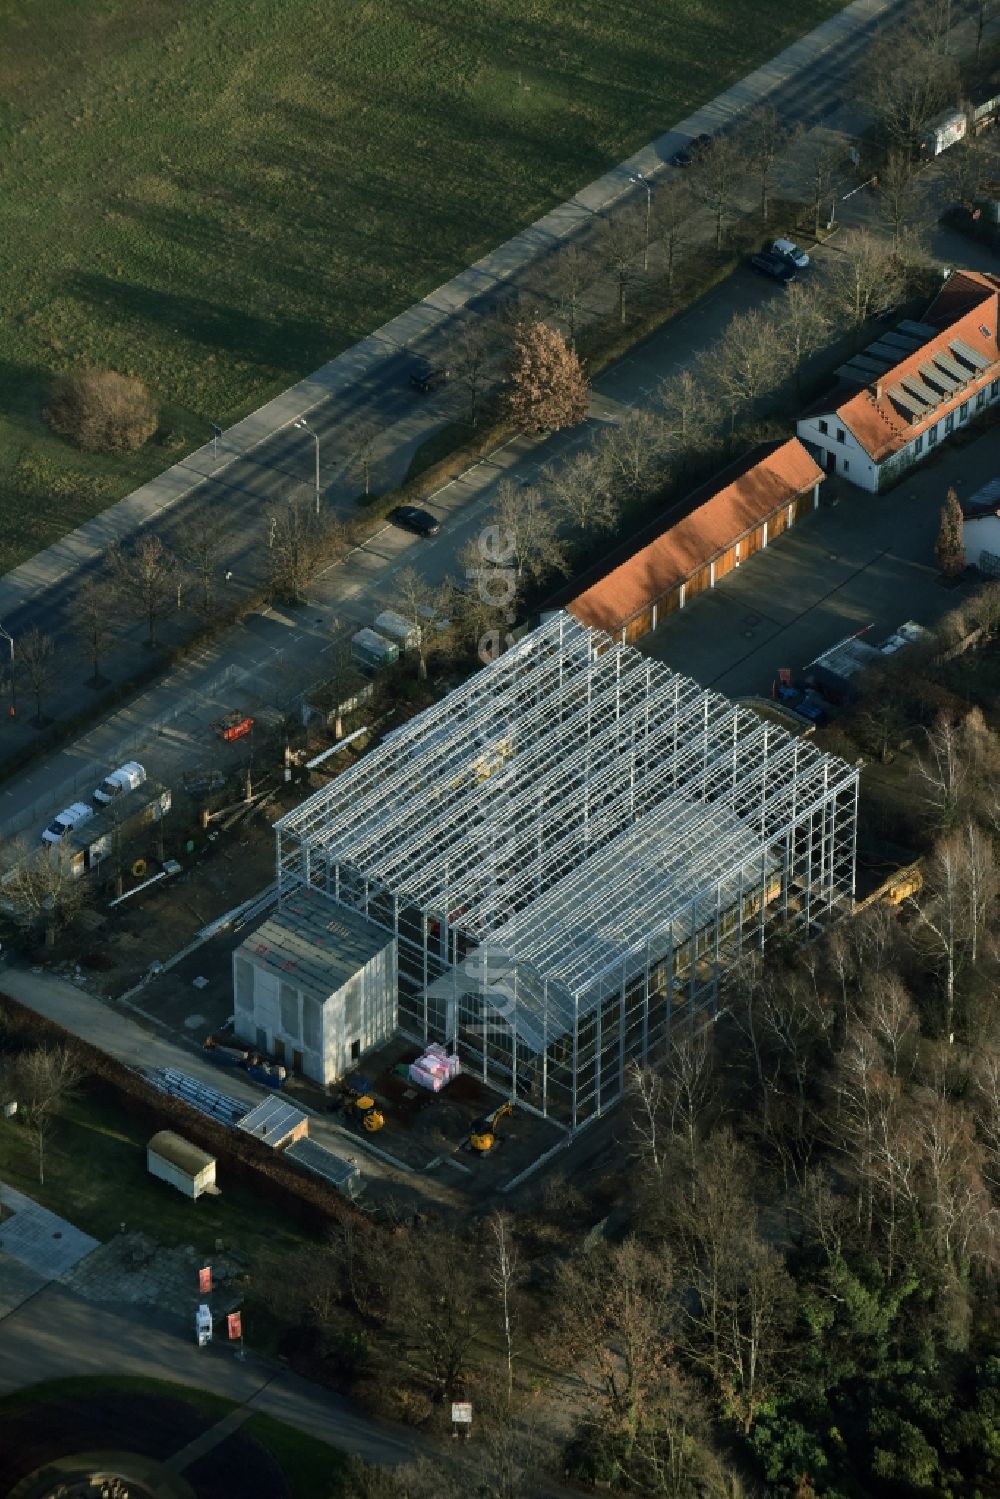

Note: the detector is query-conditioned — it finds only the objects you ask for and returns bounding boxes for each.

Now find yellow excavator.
[470,1100,514,1154]
[342,1077,385,1132]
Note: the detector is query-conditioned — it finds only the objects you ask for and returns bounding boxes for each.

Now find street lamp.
[630,173,652,272]
[0,622,16,718]
[209,421,223,459]
[294,419,321,515]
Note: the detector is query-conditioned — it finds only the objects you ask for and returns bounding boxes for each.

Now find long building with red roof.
[796,270,1000,492]
[568,437,823,644]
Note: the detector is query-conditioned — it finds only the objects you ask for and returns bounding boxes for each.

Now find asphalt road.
[0,1,914,715]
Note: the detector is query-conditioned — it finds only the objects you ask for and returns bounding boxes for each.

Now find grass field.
[0,0,845,569]
[0,1080,320,1260]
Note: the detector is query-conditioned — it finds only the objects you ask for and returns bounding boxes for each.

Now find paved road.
[0,0,996,845]
[0,1281,420,1467]
[0,0,911,756]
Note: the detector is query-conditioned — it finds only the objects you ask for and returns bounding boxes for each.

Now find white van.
[94,761,146,805]
[42,802,94,845]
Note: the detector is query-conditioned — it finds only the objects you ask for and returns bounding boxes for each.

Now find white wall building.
[233,891,397,1086]
[962,477,1000,572]
[797,271,1000,493]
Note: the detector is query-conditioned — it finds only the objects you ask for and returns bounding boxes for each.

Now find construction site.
[274,612,861,1135]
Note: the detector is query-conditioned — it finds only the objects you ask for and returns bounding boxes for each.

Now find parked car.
[409,359,449,393]
[748,251,797,284]
[388,505,441,537]
[670,132,712,168]
[94,760,146,805]
[42,801,94,845]
[772,237,810,269]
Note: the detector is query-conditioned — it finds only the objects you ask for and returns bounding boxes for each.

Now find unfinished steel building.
[274,613,859,1133]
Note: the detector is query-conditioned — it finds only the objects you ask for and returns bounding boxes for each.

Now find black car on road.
[409,359,449,393]
[748,251,797,285]
[389,505,441,537]
[670,133,712,168]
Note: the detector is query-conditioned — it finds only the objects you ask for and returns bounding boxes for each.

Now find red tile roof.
[836,273,1000,462]
[569,438,823,634]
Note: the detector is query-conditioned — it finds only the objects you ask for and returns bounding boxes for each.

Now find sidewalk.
[0,0,902,623]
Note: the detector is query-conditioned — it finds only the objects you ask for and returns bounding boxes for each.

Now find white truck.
[94,760,146,805]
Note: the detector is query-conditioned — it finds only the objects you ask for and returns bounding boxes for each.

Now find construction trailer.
[273,613,859,1135]
[61,781,171,878]
[147,1130,218,1200]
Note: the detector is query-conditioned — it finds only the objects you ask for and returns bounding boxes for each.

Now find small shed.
[147,1130,218,1200]
[236,1096,309,1149]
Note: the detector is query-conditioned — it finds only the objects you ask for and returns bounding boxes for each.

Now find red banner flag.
[199,1266,212,1295]
[227,1311,242,1342]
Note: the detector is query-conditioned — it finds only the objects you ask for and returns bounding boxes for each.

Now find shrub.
[44,368,158,453]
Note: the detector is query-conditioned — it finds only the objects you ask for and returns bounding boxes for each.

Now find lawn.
[0,0,846,570]
[0,1080,321,1262]
[0,1378,348,1498]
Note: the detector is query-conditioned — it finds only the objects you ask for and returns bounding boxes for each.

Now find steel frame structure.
[275,613,858,1133]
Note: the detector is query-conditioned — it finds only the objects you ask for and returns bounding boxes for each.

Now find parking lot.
[641,425,996,695]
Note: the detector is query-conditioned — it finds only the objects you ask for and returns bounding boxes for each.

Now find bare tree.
[505,320,589,434]
[549,241,593,348]
[390,1227,484,1401]
[864,13,959,152]
[552,1236,674,1445]
[393,566,452,681]
[598,408,667,501]
[909,826,994,1040]
[775,280,831,395]
[17,626,57,726]
[487,1212,521,1400]
[740,104,785,225]
[269,500,343,605]
[494,479,567,583]
[541,445,618,536]
[346,418,382,497]
[828,229,905,328]
[451,321,496,428]
[601,212,644,324]
[2,843,89,946]
[70,574,113,686]
[690,134,745,250]
[7,1045,83,1185]
[656,368,713,457]
[176,512,227,618]
[878,148,923,248]
[804,137,842,238]
[106,534,179,648]
[629,1061,667,1181]
[705,308,784,429]
[974,0,996,56]
[916,712,972,830]
[651,177,693,295]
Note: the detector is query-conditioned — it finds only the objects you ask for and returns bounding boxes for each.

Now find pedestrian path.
[0,1181,100,1317]
[0,0,902,622]
[164,1405,253,1474]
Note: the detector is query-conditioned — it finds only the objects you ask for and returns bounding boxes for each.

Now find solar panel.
[852,354,895,374]
[887,385,920,419]
[903,378,940,410]
[951,337,991,371]
[867,340,908,362]
[937,350,973,382]
[921,359,960,391]
[898,319,938,339]
[881,331,923,352]
[895,380,930,410]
